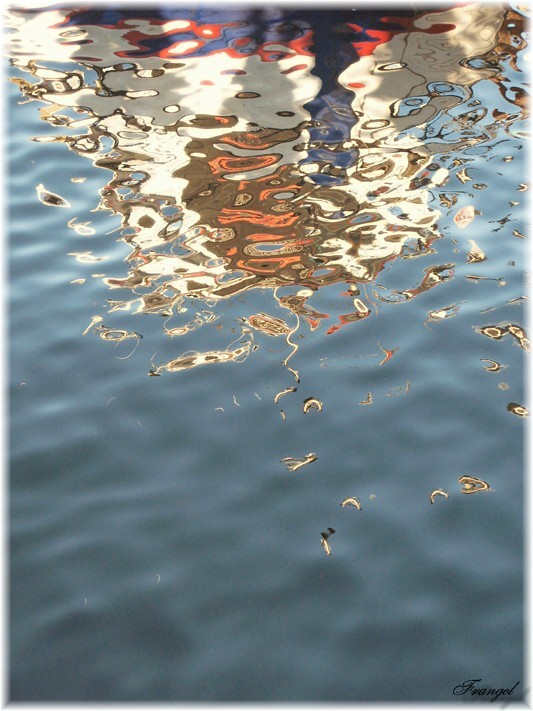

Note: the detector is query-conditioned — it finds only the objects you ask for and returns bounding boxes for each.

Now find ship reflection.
[6,4,524,374]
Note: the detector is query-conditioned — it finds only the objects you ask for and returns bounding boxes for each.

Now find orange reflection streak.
[218,208,301,228]
[208,153,281,175]
[326,308,370,335]
[378,343,399,366]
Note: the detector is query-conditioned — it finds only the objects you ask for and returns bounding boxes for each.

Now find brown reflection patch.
[242,242,303,256]
[234,193,253,206]
[466,240,486,263]
[210,227,235,242]
[458,475,491,494]
[274,386,297,404]
[217,126,303,150]
[320,527,335,556]
[153,335,253,375]
[303,397,323,413]
[507,324,530,351]
[97,327,142,342]
[426,303,461,326]
[278,294,329,331]
[507,402,529,417]
[248,312,291,336]
[237,255,305,276]
[182,114,239,129]
[36,183,70,207]
[477,323,529,351]
[217,206,300,228]
[430,489,448,504]
[340,497,362,510]
[480,359,506,372]
[478,325,508,340]
[209,153,281,175]
[281,452,317,472]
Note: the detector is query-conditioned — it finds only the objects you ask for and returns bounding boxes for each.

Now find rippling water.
[7,3,528,702]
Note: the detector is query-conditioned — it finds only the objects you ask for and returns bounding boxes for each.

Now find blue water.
[8,5,526,702]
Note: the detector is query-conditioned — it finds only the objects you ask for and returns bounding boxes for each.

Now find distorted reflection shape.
[5,4,526,376]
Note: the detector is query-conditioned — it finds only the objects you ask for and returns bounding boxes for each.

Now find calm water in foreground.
[7,3,528,701]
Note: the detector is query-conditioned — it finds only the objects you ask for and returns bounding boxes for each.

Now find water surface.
[7,3,528,701]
